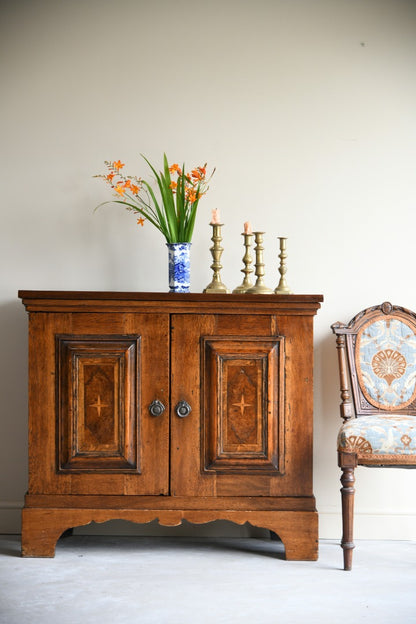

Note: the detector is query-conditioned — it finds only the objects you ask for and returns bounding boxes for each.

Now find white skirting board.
[319,508,416,540]
[1,502,416,540]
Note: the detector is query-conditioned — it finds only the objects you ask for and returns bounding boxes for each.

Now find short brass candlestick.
[233,233,254,293]
[274,236,292,294]
[203,223,230,293]
[246,231,273,294]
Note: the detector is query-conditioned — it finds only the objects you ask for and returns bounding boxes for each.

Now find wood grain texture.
[24,494,317,511]
[201,336,283,475]
[21,507,318,560]
[20,292,322,560]
[57,334,140,472]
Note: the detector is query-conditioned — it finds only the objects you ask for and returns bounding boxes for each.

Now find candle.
[244,221,253,235]
[210,208,221,224]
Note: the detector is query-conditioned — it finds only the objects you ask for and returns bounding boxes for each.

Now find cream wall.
[1,0,416,540]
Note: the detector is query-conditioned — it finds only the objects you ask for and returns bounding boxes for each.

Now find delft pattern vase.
[167,242,191,293]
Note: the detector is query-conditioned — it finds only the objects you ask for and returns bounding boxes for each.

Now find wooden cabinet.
[19,291,323,559]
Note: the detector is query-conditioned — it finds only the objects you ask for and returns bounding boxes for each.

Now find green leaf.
[141,181,170,238]
[186,198,199,241]
[141,153,178,242]
[95,199,167,236]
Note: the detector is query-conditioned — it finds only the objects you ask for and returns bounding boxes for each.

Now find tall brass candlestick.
[274,236,292,294]
[246,231,273,294]
[233,233,254,293]
[203,223,230,293]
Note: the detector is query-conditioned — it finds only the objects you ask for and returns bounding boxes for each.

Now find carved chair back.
[332,301,416,420]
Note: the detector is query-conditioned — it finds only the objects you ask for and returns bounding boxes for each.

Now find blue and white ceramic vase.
[167,242,191,293]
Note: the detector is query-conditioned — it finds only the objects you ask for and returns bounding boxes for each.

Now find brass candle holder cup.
[246,232,273,294]
[233,233,254,294]
[203,223,230,294]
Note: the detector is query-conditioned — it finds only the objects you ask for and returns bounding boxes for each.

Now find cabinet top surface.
[18,290,323,315]
[19,290,323,302]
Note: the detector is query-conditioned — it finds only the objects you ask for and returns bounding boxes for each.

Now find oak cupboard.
[18,291,323,559]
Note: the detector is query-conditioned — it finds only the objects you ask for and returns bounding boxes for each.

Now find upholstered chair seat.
[338,414,416,464]
[332,301,416,570]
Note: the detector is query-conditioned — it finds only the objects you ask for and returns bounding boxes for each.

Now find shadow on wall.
[0,299,29,505]
[313,322,343,482]
[317,328,342,427]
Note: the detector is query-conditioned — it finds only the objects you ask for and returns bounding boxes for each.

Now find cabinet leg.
[235,511,319,561]
[21,509,71,557]
[282,535,319,561]
[277,525,318,561]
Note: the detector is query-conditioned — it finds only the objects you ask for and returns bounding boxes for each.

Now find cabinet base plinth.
[21,506,318,560]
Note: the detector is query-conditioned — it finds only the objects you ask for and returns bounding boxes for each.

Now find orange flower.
[191,166,206,180]
[115,184,125,196]
[191,169,202,181]
[169,181,177,191]
[113,160,125,171]
[106,173,115,182]
[124,179,131,188]
[131,184,140,195]
[137,217,145,226]
[186,188,197,203]
[169,163,182,175]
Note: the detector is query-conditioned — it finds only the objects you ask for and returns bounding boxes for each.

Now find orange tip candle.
[244,221,253,234]
[210,208,221,224]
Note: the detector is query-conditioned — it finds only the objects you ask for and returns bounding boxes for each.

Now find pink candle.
[210,208,221,224]
[244,221,252,234]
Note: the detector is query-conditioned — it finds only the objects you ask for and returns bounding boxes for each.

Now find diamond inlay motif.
[89,395,109,417]
[232,393,252,416]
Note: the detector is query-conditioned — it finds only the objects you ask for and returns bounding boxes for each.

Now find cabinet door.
[170,314,290,497]
[28,312,170,496]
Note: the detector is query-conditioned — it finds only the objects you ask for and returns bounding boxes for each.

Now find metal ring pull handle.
[175,400,192,418]
[149,400,166,417]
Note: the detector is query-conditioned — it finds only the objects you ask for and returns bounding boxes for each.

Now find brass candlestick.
[274,237,292,294]
[203,223,230,293]
[246,231,273,294]
[233,233,254,293]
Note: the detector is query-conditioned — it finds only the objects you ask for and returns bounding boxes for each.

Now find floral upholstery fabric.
[338,414,416,464]
[356,317,416,410]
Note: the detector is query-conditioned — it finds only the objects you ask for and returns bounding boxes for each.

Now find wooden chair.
[332,302,416,570]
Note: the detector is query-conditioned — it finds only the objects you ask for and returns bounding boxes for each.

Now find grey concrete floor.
[0,535,415,624]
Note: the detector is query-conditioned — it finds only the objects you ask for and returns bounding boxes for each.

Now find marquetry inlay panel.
[202,336,285,474]
[57,335,140,472]
[78,361,120,452]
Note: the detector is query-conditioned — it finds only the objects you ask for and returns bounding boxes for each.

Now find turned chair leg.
[340,462,356,571]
